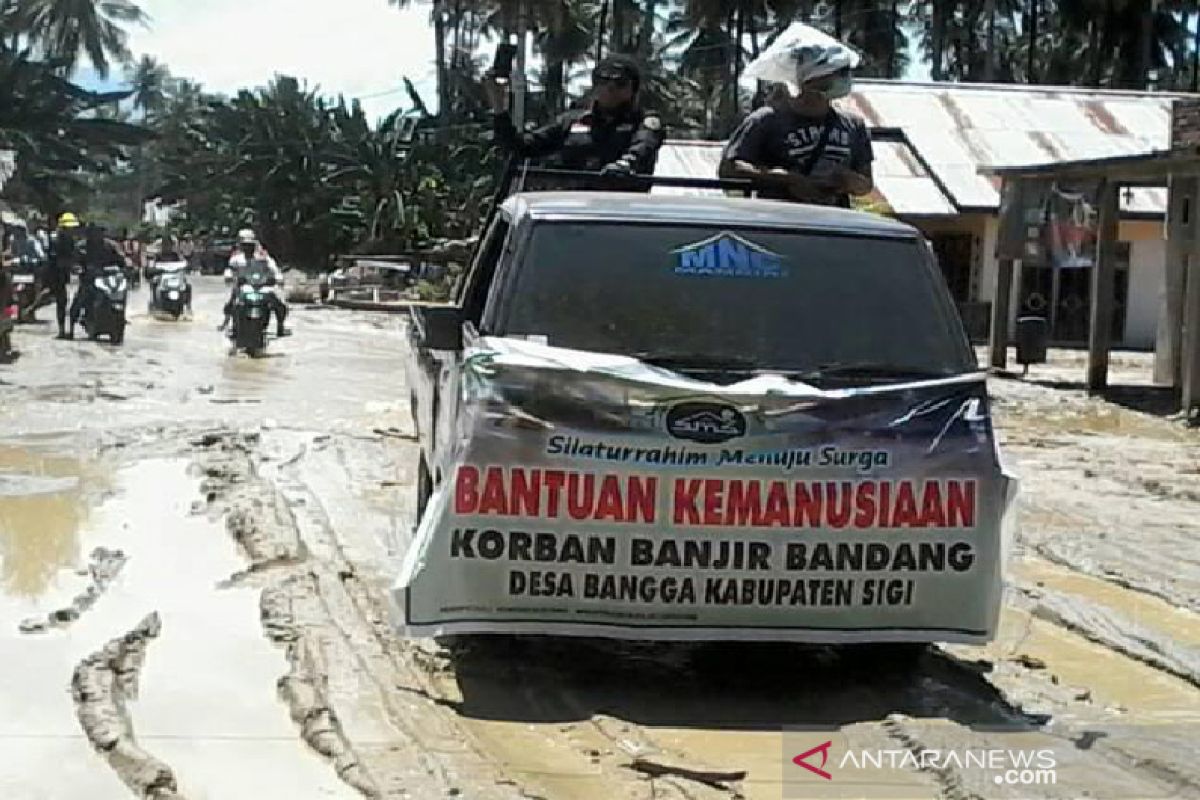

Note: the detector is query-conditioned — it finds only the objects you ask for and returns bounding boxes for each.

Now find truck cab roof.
[499,192,918,238]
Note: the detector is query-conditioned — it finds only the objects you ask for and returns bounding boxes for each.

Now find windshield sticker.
[672,232,786,279]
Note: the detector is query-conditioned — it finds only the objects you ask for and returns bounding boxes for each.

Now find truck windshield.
[497,222,975,377]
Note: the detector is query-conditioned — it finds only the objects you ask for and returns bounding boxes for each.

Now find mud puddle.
[0,455,355,799]
[0,444,99,618]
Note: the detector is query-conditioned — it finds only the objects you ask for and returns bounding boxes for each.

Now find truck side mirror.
[413,304,462,351]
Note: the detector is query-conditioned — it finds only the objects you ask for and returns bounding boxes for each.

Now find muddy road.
[1,278,1197,799]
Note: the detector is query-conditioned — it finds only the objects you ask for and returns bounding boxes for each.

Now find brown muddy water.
[0,453,355,799]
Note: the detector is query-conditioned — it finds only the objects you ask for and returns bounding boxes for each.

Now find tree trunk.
[450,0,462,70]
[1087,20,1101,86]
[734,4,745,87]
[931,0,946,81]
[612,0,626,53]
[983,0,997,81]
[1095,0,1115,87]
[546,59,565,114]
[889,0,900,77]
[639,0,657,57]
[1138,0,1156,89]
[1026,0,1038,83]
[433,0,449,128]
[596,0,608,61]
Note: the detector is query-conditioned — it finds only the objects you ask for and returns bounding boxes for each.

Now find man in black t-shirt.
[720,66,873,208]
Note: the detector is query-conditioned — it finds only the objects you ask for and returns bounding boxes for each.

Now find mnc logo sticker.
[666,402,747,444]
[672,232,786,278]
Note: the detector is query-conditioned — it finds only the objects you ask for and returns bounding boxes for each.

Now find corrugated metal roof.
[870,140,957,215]
[842,80,1179,213]
[652,135,955,215]
[656,80,1186,217]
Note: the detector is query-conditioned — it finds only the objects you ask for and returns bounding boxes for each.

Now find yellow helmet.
[57,212,80,228]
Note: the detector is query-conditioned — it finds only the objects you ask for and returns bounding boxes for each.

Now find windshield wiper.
[804,362,957,381]
[630,351,763,371]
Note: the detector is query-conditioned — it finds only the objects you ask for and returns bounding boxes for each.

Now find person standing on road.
[45,212,81,339]
[718,26,873,208]
[485,55,665,188]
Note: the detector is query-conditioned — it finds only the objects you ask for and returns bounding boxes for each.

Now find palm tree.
[535,0,597,113]
[13,0,147,78]
[0,41,150,211]
[126,54,168,118]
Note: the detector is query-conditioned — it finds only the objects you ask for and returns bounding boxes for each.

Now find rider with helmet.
[718,24,874,208]
[219,228,289,337]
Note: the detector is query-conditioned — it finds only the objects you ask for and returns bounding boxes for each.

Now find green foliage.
[153,76,497,272]
[8,0,147,78]
[0,43,152,213]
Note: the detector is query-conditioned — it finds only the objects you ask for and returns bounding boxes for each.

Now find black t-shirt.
[722,104,873,207]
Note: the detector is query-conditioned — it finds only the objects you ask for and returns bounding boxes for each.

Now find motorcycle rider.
[485,54,665,190]
[45,212,81,339]
[146,234,193,315]
[219,229,289,337]
[68,224,124,339]
[6,220,46,322]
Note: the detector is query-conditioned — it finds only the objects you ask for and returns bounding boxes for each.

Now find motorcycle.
[148,260,191,319]
[81,264,128,344]
[229,269,272,357]
[9,258,42,322]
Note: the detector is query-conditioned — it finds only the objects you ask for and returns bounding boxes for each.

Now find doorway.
[1017,242,1130,344]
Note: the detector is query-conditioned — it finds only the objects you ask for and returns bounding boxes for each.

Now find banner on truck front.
[393,338,1017,643]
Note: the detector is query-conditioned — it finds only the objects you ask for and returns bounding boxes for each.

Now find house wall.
[1122,220,1167,350]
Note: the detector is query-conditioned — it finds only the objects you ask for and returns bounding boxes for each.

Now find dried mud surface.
[2,285,1197,799]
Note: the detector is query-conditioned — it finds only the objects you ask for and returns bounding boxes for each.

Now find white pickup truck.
[399,191,1014,646]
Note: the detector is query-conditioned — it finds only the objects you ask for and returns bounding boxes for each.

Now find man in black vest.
[488,55,665,188]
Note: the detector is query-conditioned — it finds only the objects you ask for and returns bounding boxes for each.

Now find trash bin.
[1015,316,1048,373]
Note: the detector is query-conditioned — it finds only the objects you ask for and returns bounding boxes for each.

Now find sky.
[79,0,437,120]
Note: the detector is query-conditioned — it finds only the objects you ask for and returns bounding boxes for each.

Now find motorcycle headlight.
[167,291,180,300]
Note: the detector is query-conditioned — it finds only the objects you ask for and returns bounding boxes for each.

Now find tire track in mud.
[192,431,382,798]
[193,430,529,800]
[70,612,184,799]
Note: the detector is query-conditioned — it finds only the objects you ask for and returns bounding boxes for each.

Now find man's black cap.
[593,55,641,85]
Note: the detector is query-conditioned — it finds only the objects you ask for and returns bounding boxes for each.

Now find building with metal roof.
[654,79,1193,349]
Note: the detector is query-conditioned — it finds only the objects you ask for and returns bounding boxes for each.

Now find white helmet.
[237,228,257,246]
[744,22,861,91]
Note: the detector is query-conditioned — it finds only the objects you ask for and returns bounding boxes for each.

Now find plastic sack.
[744,22,861,91]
